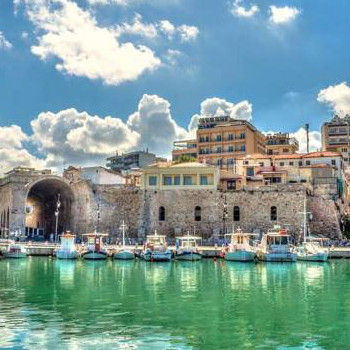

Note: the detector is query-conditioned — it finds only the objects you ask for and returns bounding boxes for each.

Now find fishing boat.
[113,221,135,260]
[294,196,329,262]
[257,225,296,262]
[3,242,27,258]
[81,232,109,260]
[55,231,78,259]
[141,231,172,262]
[223,228,257,262]
[175,233,202,261]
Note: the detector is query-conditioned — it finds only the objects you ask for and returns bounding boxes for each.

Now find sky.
[1,0,350,174]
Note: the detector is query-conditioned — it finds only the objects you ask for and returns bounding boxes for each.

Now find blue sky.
[0,0,350,172]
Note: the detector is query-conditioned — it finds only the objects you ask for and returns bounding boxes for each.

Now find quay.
[1,242,350,259]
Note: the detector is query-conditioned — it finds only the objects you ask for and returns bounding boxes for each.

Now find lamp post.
[223,194,228,237]
[54,193,61,244]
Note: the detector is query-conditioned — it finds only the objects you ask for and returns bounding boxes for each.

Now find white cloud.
[231,0,259,18]
[87,0,129,5]
[0,31,12,50]
[0,125,28,149]
[317,82,350,115]
[199,97,253,121]
[116,13,158,38]
[290,127,321,153]
[18,0,161,85]
[164,49,182,66]
[269,5,300,25]
[178,25,199,42]
[159,20,176,39]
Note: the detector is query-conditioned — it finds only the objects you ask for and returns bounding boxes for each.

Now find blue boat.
[223,229,257,262]
[141,231,172,262]
[175,234,202,261]
[257,226,296,262]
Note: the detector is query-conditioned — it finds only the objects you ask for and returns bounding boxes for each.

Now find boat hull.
[142,251,172,262]
[225,250,255,262]
[56,250,78,260]
[3,252,27,259]
[113,250,134,260]
[259,252,296,262]
[297,253,328,262]
[82,251,108,260]
[175,252,202,261]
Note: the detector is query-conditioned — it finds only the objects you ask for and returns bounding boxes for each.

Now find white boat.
[113,221,135,260]
[55,232,78,259]
[81,232,109,260]
[141,231,172,262]
[223,228,257,262]
[257,226,296,262]
[3,242,27,258]
[295,196,329,262]
[175,234,202,261]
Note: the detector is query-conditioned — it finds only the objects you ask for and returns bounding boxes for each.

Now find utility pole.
[54,193,61,244]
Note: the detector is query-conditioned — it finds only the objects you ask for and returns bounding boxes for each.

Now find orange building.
[265,133,299,155]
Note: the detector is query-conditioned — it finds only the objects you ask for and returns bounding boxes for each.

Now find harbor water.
[1,258,350,349]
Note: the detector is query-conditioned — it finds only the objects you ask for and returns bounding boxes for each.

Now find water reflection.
[1,259,350,349]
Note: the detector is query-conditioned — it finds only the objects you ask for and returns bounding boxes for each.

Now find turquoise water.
[0,259,350,349]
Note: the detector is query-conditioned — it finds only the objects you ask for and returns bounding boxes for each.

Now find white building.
[80,167,125,185]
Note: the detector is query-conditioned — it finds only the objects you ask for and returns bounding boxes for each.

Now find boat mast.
[303,195,307,243]
[120,220,127,248]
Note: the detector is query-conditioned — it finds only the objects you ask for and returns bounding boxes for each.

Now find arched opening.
[25,178,74,239]
[195,206,201,222]
[270,206,277,221]
[159,206,165,221]
[233,206,240,222]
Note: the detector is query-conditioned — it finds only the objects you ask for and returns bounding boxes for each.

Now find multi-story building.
[265,133,299,155]
[322,114,350,166]
[172,116,265,168]
[172,139,197,161]
[106,150,166,171]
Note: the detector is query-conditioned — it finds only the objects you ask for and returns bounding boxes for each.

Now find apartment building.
[172,139,198,161]
[321,114,350,166]
[265,133,299,155]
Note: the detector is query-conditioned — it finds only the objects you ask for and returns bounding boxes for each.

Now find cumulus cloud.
[269,5,300,25]
[0,126,28,149]
[317,82,350,115]
[231,0,259,18]
[87,0,129,5]
[116,13,158,38]
[17,0,160,85]
[0,31,12,50]
[159,20,176,39]
[178,25,199,42]
[199,97,253,121]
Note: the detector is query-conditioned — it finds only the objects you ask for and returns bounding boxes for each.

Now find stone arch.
[24,176,75,238]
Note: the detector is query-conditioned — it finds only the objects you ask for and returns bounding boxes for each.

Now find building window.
[195,206,201,221]
[247,167,254,176]
[200,175,208,185]
[240,145,246,151]
[174,175,181,185]
[267,149,273,155]
[298,161,303,166]
[228,146,234,152]
[240,133,245,139]
[280,162,285,166]
[331,160,336,165]
[159,206,165,221]
[270,206,277,221]
[184,176,193,186]
[217,159,222,166]
[283,148,289,153]
[228,134,234,141]
[228,158,234,165]
[217,147,222,153]
[342,148,347,153]
[163,176,172,186]
[149,176,157,186]
[233,206,240,221]
[216,135,222,142]
[289,161,293,166]
[306,160,311,165]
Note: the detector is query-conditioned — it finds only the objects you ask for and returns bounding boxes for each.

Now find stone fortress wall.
[0,170,343,240]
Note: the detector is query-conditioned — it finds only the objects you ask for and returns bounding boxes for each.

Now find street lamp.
[223,194,228,237]
[54,193,61,244]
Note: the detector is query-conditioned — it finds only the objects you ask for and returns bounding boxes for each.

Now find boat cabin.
[177,236,201,249]
[82,233,108,252]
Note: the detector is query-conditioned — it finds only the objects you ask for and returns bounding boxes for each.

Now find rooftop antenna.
[305,123,310,153]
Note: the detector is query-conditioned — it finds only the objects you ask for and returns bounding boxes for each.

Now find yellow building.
[265,133,299,155]
[321,114,350,166]
[172,139,197,161]
[141,162,219,190]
